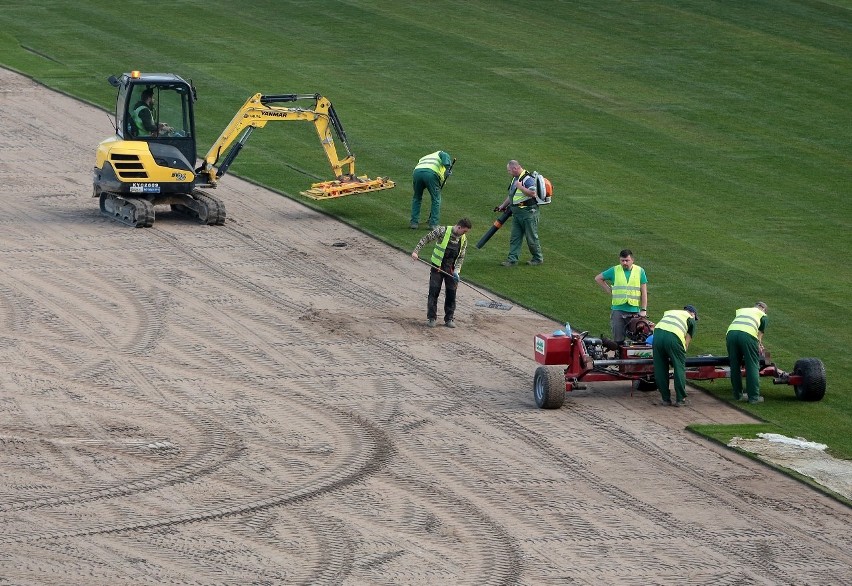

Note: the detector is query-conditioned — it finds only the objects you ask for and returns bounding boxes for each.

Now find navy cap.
[684,305,699,321]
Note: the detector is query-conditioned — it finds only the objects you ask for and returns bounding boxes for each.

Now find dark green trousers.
[411,168,442,227]
[652,329,687,402]
[507,205,542,263]
[726,330,761,400]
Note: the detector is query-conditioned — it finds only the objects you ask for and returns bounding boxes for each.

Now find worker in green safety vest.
[410,151,453,230]
[595,249,649,344]
[726,302,769,404]
[495,159,544,267]
[411,218,472,328]
[652,305,698,406]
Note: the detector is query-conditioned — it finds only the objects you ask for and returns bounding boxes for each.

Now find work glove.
[453,272,460,284]
[494,205,505,212]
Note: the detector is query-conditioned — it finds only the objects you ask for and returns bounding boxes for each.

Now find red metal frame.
[534,331,799,392]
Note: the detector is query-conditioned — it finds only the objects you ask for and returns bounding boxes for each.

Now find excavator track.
[169,190,227,226]
[195,190,227,225]
[99,192,155,228]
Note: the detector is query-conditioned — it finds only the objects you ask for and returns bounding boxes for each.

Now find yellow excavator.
[94,71,394,227]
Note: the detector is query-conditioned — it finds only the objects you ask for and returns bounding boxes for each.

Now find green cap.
[439,151,452,166]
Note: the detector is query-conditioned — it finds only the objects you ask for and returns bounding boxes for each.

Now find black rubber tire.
[793,358,826,402]
[533,366,565,409]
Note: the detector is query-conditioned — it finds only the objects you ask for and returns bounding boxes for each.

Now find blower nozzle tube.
[475,209,512,249]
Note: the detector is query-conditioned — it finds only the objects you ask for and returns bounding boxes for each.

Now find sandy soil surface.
[1,68,850,585]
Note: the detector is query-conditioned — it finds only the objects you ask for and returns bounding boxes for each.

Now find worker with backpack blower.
[495,160,544,266]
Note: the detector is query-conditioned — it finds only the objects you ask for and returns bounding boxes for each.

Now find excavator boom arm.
[199,93,356,185]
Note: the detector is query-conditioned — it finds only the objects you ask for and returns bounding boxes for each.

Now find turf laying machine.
[532,324,827,409]
[94,71,394,227]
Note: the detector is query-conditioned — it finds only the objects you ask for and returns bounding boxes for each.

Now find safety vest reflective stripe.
[431,227,466,267]
[727,307,764,338]
[415,152,446,181]
[611,265,642,306]
[655,310,690,346]
[511,170,534,205]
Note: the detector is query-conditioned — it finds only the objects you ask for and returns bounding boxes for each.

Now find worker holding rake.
[411,219,472,328]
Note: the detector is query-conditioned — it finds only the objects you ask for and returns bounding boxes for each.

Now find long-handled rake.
[416,258,513,311]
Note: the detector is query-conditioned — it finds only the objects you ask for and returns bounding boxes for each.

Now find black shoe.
[500,260,517,267]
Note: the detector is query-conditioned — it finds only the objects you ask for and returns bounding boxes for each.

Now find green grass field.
[1,1,849,457]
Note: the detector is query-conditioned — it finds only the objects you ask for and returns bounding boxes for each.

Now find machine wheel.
[793,358,826,402]
[533,366,565,409]
[632,378,657,392]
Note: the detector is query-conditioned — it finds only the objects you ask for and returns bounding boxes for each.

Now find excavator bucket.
[300,176,395,200]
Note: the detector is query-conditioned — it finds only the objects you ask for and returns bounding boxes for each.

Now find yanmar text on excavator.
[94,71,394,227]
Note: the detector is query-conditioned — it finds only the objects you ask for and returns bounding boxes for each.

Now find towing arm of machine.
[198,93,394,199]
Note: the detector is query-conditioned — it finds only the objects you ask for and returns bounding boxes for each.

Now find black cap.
[684,305,699,321]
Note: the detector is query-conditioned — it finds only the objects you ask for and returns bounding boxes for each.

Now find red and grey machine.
[532,328,827,409]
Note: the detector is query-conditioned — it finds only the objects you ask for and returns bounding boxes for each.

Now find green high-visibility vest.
[131,104,151,136]
[656,309,691,347]
[415,152,447,182]
[727,307,764,339]
[510,169,534,205]
[611,265,643,306]
[431,227,466,268]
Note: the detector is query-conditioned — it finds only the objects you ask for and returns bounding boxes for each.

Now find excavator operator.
[130,88,171,137]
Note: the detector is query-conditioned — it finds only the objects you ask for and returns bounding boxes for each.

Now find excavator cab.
[111,72,197,167]
[95,71,225,228]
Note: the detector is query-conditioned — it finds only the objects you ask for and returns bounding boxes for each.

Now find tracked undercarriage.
[98,189,226,228]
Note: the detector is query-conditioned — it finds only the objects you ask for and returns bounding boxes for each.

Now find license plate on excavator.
[300,176,395,200]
